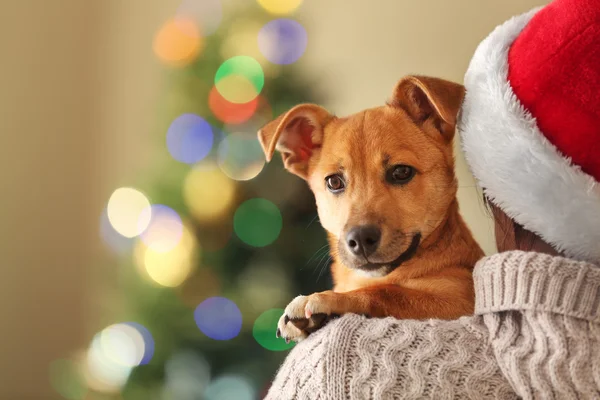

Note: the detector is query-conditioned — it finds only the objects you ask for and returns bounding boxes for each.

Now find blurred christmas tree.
[52,1,333,400]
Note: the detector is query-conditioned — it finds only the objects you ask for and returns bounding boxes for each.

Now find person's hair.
[482,193,538,251]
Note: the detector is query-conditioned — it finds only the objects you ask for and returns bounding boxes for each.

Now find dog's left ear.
[258,103,333,179]
[390,75,465,141]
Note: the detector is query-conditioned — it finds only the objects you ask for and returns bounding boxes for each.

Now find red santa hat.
[459,0,600,263]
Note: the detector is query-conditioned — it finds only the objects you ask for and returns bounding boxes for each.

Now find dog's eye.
[325,174,345,193]
[387,165,415,184]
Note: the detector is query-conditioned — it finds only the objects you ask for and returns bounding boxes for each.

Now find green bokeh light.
[253,308,295,351]
[49,359,87,400]
[234,198,282,247]
[215,56,265,93]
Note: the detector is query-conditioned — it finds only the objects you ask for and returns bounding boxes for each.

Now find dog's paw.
[276,292,340,343]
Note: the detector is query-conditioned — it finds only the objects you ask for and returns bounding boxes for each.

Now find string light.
[253,309,295,351]
[204,375,255,400]
[139,205,183,253]
[134,222,198,288]
[154,18,203,67]
[106,188,151,238]
[217,132,265,181]
[215,56,264,103]
[183,162,236,223]
[258,19,308,65]
[209,86,258,124]
[194,297,242,340]
[257,0,303,15]
[234,198,282,247]
[166,113,214,164]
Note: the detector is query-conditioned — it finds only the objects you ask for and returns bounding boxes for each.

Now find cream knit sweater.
[265,251,600,399]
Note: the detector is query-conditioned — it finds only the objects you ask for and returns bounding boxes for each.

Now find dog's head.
[258,76,464,276]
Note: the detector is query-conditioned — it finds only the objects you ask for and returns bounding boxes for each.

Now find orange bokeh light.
[153,18,203,67]
[209,86,258,124]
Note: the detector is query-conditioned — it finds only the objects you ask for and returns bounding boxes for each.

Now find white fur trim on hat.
[459,7,600,264]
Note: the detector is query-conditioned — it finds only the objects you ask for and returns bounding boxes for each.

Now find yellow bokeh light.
[107,188,151,238]
[153,17,203,67]
[220,21,280,78]
[183,162,236,222]
[215,74,259,104]
[257,0,303,15]
[85,332,133,394]
[134,223,198,288]
[99,324,145,368]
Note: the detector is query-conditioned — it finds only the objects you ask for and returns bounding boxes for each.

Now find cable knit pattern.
[264,251,600,399]
[474,251,600,400]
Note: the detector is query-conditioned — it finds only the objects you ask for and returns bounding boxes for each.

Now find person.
[264,0,600,398]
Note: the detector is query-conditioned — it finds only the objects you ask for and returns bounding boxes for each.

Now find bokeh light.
[85,324,143,393]
[134,222,198,287]
[258,19,307,65]
[257,0,303,15]
[125,322,155,365]
[107,188,151,238]
[194,297,242,340]
[153,18,203,67]
[217,132,265,181]
[176,0,222,36]
[183,162,236,222]
[99,323,146,367]
[220,21,280,77]
[166,113,214,164]
[204,375,255,400]
[223,96,273,133]
[139,205,183,253]
[100,208,133,255]
[209,86,258,124]
[49,359,87,400]
[163,350,211,400]
[234,198,282,247]
[253,309,295,351]
[215,56,264,103]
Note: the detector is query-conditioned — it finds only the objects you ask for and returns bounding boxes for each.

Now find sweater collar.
[473,251,600,322]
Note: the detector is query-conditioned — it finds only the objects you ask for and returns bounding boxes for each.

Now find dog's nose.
[346,225,381,257]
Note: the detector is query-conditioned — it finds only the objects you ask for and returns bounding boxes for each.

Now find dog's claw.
[284,315,290,324]
[285,337,290,344]
[276,328,281,338]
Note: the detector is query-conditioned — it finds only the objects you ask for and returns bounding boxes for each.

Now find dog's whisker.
[310,248,331,276]
[301,244,330,271]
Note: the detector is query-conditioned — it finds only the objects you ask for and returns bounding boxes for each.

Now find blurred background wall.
[0,0,548,398]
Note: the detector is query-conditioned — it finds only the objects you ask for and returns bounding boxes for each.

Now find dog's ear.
[258,103,333,179]
[390,75,465,141]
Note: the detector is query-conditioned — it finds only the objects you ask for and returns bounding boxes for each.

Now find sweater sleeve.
[473,251,600,400]
[264,313,518,400]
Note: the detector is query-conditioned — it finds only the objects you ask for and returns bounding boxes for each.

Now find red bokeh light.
[209,86,258,124]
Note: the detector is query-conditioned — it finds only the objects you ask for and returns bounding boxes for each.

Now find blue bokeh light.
[167,114,214,164]
[194,297,242,341]
[124,322,155,365]
[258,19,308,65]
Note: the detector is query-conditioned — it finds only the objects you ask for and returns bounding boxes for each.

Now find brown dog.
[258,75,483,342]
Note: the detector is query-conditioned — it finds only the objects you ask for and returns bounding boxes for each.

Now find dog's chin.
[341,233,422,277]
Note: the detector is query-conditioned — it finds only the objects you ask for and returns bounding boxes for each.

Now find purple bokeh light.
[166,114,214,164]
[194,297,242,341]
[258,19,307,65]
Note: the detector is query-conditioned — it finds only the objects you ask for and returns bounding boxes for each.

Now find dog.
[257,75,484,342]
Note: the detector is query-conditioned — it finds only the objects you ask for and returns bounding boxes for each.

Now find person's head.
[458,0,600,264]
[484,197,559,256]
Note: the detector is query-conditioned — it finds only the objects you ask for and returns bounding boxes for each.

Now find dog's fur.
[258,76,483,342]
